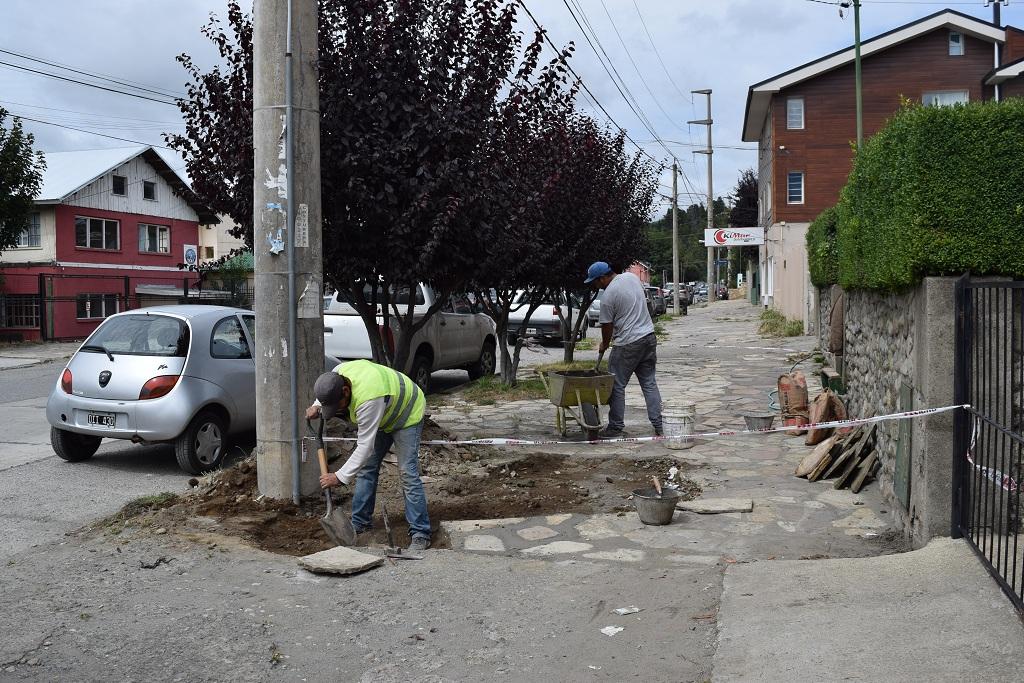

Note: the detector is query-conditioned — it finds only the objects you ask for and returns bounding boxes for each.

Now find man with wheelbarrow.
[306,359,432,553]
[584,261,664,438]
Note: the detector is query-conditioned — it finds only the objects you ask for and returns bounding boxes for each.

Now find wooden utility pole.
[253,0,324,502]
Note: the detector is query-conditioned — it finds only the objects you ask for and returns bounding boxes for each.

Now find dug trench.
[90,419,701,557]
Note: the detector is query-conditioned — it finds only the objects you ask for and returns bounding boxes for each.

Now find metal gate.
[952,275,1024,611]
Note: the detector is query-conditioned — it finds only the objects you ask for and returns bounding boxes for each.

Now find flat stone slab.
[463,534,505,552]
[520,541,593,556]
[298,546,383,576]
[517,525,558,541]
[677,498,754,514]
[441,518,526,534]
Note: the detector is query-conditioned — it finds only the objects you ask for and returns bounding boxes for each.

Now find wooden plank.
[808,438,847,482]
[850,450,879,493]
[822,430,865,479]
[834,446,868,489]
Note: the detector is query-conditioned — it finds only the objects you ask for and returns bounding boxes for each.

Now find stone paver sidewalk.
[432,300,901,569]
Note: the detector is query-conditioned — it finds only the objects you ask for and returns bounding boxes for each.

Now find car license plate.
[87,412,115,428]
[526,328,537,335]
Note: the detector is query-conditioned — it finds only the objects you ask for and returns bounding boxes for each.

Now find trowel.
[310,417,357,546]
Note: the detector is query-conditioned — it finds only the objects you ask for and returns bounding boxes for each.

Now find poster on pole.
[703,227,765,247]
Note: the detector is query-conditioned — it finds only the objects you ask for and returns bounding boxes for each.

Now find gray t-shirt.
[598,272,654,346]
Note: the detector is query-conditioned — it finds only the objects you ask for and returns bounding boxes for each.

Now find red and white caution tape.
[965,418,1019,493]
[305,403,970,448]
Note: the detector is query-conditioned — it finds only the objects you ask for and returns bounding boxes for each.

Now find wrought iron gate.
[953,275,1024,611]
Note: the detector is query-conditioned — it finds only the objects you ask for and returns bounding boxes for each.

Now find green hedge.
[834,99,1024,291]
[806,205,839,287]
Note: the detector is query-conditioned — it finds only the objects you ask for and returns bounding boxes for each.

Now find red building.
[741,9,1024,328]
[0,146,218,341]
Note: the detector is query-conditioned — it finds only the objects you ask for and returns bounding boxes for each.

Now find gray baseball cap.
[313,372,347,420]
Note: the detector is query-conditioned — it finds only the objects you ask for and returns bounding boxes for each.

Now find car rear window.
[82,314,189,357]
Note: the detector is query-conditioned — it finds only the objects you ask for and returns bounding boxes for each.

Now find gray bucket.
[632,487,681,525]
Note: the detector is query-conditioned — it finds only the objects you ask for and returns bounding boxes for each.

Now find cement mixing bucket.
[632,487,681,525]
[663,402,696,450]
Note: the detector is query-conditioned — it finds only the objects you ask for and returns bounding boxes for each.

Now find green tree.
[0,109,45,252]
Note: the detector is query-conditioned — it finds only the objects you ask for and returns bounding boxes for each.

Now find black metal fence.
[953,275,1024,611]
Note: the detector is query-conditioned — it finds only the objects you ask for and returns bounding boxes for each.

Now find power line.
[596,0,688,135]
[14,114,173,149]
[640,139,757,151]
[0,48,185,99]
[515,0,663,164]
[0,99,183,125]
[560,0,674,157]
[629,0,695,109]
[0,60,177,106]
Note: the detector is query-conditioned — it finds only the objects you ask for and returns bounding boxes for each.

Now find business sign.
[183,244,199,267]
[703,227,765,246]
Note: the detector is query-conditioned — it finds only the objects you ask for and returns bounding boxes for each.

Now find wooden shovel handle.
[651,476,662,495]
[314,416,330,476]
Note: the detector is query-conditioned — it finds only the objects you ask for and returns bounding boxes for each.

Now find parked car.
[45,306,340,475]
[323,283,497,391]
[587,290,604,327]
[507,289,587,345]
[645,286,667,316]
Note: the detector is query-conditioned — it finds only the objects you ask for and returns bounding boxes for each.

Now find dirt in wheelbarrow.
[93,418,702,557]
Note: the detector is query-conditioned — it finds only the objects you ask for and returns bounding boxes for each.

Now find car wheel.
[175,410,227,475]
[50,427,102,462]
[410,353,432,394]
[468,341,497,380]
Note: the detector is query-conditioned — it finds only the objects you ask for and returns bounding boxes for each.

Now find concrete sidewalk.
[0,341,79,370]
[715,537,1024,682]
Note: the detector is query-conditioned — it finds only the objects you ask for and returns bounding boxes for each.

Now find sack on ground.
[805,390,836,445]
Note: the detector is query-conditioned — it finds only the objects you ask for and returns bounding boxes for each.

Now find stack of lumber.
[794,424,878,493]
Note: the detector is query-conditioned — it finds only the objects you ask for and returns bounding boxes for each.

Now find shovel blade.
[320,510,356,547]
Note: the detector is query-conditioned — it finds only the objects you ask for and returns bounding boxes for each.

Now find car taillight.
[61,368,73,394]
[552,307,559,316]
[139,375,179,400]
[378,324,396,356]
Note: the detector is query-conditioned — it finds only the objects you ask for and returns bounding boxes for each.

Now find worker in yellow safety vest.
[306,359,431,552]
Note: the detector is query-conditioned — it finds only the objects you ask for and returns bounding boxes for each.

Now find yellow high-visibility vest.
[336,359,425,432]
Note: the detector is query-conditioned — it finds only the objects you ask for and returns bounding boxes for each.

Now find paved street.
[1,302,1022,682]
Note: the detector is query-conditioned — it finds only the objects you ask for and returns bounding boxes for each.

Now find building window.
[15,212,41,248]
[76,294,119,320]
[204,246,215,259]
[949,31,963,56]
[923,90,969,107]
[1,294,40,329]
[75,216,119,250]
[786,97,804,130]
[138,223,170,254]
[143,181,157,201]
[112,175,127,196]
[787,172,804,204]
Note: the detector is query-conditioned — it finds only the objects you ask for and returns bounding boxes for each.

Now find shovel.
[310,417,356,546]
[380,499,423,561]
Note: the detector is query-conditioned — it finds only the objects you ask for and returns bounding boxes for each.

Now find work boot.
[408,536,431,553]
[654,426,664,437]
[598,426,626,439]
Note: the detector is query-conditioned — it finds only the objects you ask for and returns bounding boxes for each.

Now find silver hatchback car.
[46,305,335,475]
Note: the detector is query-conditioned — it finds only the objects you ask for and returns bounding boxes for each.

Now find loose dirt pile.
[101,419,701,557]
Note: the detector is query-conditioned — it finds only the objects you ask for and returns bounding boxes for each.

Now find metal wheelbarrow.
[537,368,615,440]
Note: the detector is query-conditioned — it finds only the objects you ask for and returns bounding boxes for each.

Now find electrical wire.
[0,60,178,106]
[0,48,185,99]
[630,0,695,108]
[515,0,664,164]
[0,99,183,125]
[13,114,174,149]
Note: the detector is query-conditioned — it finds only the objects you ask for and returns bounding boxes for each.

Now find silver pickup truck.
[323,284,497,390]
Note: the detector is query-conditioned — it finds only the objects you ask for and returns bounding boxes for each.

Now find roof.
[985,55,1024,84]
[742,9,1005,141]
[119,304,249,318]
[36,146,219,224]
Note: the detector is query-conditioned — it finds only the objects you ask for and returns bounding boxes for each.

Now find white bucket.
[663,403,696,450]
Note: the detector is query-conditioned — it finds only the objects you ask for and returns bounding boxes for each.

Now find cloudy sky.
[2,0,1020,218]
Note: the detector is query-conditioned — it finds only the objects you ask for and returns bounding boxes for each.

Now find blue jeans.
[350,421,431,539]
[607,333,663,432]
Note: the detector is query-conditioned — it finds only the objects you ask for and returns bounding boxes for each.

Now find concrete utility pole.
[253,0,324,502]
[671,159,680,315]
[689,89,714,301]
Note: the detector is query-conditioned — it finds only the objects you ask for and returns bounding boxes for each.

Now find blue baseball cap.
[584,261,612,284]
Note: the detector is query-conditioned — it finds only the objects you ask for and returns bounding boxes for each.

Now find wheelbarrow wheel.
[581,403,600,441]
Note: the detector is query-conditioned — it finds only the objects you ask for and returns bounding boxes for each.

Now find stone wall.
[828,277,957,547]
[816,285,833,353]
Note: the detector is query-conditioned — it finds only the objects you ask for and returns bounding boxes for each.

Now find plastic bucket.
[632,487,681,525]
[663,403,696,450]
